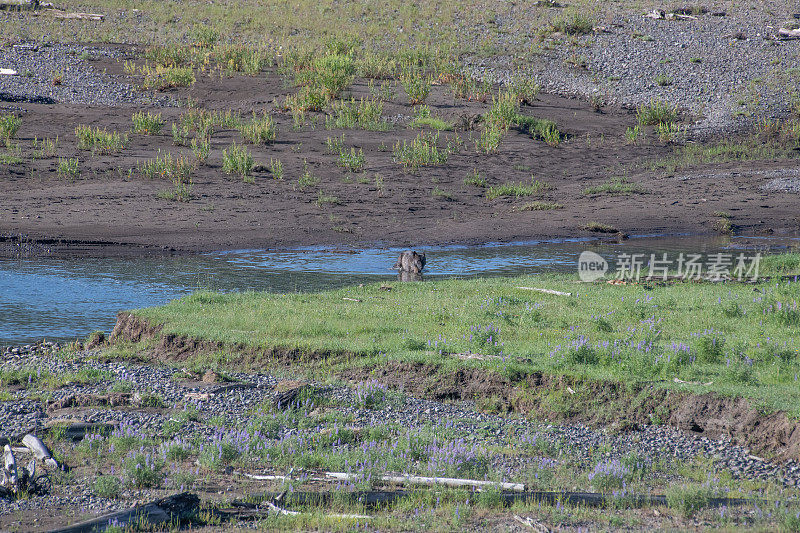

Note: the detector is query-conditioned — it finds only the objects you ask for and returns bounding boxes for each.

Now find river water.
[1,235,795,346]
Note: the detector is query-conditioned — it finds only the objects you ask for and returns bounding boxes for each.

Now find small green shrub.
[410,105,452,131]
[515,114,562,146]
[0,114,21,141]
[338,147,365,172]
[584,178,642,195]
[75,125,127,154]
[131,111,165,135]
[93,475,122,498]
[222,142,254,178]
[583,221,619,233]
[625,125,644,144]
[214,44,268,75]
[198,441,240,471]
[655,74,673,87]
[637,100,678,125]
[57,157,80,181]
[548,9,595,35]
[269,158,284,180]
[400,68,431,105]
[238,113,277,144]
[393,131,449,170]
[327,97,388,131]
[315,190,341,207]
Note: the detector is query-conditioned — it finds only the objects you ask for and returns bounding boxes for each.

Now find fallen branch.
[22,434,60,469]
[324,472,525,492]
[52,11,104,20]
[779,28,800,39]
[514,514,551,532]
[47,492,199,533]
[342,297,361,302]
[515,286,572,297]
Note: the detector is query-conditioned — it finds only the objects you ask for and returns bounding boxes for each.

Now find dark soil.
[112,312,800,463]
[2,47,799,256]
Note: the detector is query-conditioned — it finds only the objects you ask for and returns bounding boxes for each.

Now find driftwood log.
[48,492,199,533]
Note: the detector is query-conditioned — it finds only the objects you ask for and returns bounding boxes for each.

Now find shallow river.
[1,235,795,346]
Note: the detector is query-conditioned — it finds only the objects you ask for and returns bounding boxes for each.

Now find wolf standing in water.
[393,250,426,273]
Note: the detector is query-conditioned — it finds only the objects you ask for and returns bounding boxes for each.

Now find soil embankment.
[111,311,800,463]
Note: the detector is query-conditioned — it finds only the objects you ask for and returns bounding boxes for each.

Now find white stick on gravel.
[324,472,525,492]
[265,500,368,519]
[515,286,572,297]
[2,445,18,489]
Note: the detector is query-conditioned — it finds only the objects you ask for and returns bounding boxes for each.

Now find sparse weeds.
[75,126,127,154]
[131,111,165,135]
[222,143,254,179]
[33,136,58,158]
[214,44,268,75]
[512,201,563,211]
[463,169,486,187]
[338,147,366,172]
[315,190,341,207]
[393,131,449,170]
[625,125,644,144]
[583,221,619,233]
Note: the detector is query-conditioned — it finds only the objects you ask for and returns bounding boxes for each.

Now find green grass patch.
[131,261,800,417]
[486,179,552,200]
[512,201,563,211]
[583,178,643,196]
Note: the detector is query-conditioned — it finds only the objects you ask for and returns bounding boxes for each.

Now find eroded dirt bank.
[112,312,800,463]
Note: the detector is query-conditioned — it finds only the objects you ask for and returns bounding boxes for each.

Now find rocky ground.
[1,343,799,530]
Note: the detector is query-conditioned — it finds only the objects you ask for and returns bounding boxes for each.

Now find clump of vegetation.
[326,97,389,131]
[214,44,268,75]
[486,179,552,200]
[269,158,284,180]
[624,125,644,144]
[0,114,21,142]
[222,143,254,179]
[463,169,486,187]
[75,125,127,154]
[515,114,562,146]
[292,52,355,105]
[315,190,341,207]
[93,475,122,498]
[712,211,734,235]
[400,67,431,105]
[666,484,715,518]
[512,201,563,211]
[140,64,196,90]
[584,178,642,195]
[393,131,449,170]
[636,99,678,126]
[131,111,165,135]
[57,157,80,181]
[547,9,595,35]
[238,112,277,144]
[450,74,492,101]
[338,147,366,172]
[33,136,59,158]
[140,151,194,182]
[123,450,164,488]
[583,221,619,233]
[410,105,452,131]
